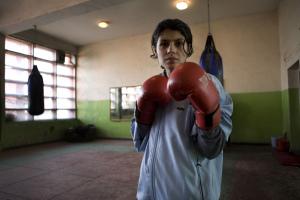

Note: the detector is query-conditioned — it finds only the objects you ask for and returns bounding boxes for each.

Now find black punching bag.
[199,33,224,85]
[28,65,44,115]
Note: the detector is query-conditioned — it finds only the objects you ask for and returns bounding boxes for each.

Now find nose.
[167,42,176,54]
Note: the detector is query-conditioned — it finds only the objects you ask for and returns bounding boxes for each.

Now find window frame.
[4,36,77,121]
[109,85,141,121]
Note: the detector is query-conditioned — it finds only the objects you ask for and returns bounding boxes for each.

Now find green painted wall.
[231,91,283,143]
[77,100,131,139]
[78,91,284,144]
[1,120,79,150]
[282,88,300,153]
[2,90,297,151]
[281,90,291,136]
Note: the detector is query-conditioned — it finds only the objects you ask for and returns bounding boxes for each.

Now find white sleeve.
[130,117,151,152]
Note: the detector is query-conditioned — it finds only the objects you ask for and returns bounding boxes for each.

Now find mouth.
[165,57,178,63]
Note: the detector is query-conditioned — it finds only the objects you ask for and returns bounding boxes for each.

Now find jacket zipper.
[196,156,205,200]
[151,112,164,200]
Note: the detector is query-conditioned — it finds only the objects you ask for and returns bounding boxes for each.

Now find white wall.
[191,11,280,93]
[77,10,281,100]
[278,0,300,90]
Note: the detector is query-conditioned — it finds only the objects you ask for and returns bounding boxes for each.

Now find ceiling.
[1,0,280,47]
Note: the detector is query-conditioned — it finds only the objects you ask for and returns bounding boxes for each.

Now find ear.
[151,46,157,58]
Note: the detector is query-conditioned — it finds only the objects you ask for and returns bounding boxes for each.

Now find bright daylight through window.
[5,37,76,121]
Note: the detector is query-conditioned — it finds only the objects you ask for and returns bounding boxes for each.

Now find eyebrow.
[159,38,185,42]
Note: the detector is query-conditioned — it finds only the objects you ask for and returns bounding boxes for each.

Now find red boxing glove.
[167,62,221,130]
[136,75,171,125]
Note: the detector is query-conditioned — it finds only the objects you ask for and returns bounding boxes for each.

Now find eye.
[159,41,170,48]
[174,40,184,48]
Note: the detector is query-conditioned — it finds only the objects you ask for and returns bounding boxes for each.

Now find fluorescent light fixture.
[98,21,109,28]
[176,0,189,10]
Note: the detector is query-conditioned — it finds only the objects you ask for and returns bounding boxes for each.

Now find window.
[5,37,76,121]
[110,86,141,121]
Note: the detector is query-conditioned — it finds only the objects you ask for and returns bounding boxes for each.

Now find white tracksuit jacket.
[131,74,233,200]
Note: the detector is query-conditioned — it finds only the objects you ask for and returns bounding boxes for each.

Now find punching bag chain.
[207,0,211,34]
[33,25,37,60]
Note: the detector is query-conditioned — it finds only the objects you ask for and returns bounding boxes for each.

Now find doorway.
[287,60,300,153]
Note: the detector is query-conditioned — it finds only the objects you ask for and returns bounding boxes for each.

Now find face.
[155,29,188,75]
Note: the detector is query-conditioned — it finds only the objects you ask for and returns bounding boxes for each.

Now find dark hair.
[150,18,193,58]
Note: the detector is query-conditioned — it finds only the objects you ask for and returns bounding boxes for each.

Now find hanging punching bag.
[199,33,224,85]
[28,65,44,115]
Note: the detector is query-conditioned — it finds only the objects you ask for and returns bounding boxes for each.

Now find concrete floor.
[221,144,300,200]
[0,140,299,200]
